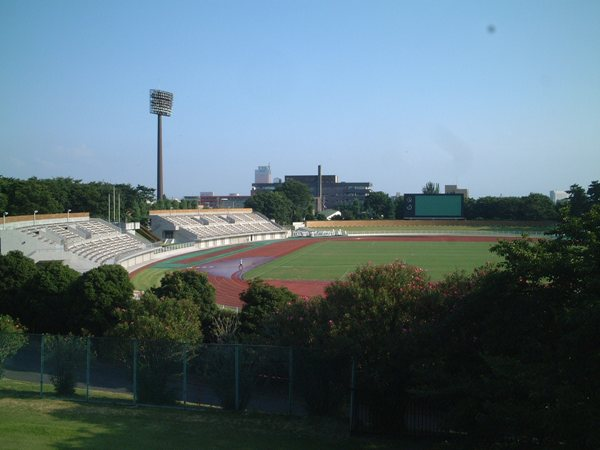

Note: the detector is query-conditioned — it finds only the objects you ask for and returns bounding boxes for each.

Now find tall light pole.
[149,89,173,201]
[2,212,7,230]
[33,210,38,225]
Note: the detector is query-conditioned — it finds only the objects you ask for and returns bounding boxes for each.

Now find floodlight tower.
[149,89,173,201]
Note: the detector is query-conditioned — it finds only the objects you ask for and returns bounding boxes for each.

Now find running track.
[146,236,507,309]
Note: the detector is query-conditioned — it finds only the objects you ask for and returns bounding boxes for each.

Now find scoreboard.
[404,194,464,218]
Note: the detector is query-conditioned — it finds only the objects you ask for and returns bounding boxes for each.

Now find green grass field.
[0,379,441,450]
[246,240,502,281]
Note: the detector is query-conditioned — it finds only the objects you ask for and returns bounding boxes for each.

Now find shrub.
[44,335,86,396]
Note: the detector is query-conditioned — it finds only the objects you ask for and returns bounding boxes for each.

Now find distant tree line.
[0,176,199,224]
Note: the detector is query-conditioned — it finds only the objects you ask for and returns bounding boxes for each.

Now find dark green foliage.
[44,335,86,396]
[239,279,297,340]
[111,291,203,344]
[422,181,440,194]
[152,270,217,341]
[245,190,294,224]
[464,193,559,220]
[0,251,38,320]
[71,265,134,336]
[0,315,28,379]
[363,191,394,219]
[0,176,154,222]
[110,292,202,405]
[21,261,79,334]
[275,179,314,222]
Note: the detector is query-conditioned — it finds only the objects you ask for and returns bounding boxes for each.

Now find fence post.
[349,357,356,433]
[288,347,294,415]
[132,339,138,404]
[182,343,188,408]
[234,345,240,411]
[86,336,91,401]
[40,334,45,398]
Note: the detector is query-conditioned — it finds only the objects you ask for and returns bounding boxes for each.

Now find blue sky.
[1,0,599,199]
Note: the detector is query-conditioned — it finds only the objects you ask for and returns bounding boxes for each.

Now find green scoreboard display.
[404,194,464,218]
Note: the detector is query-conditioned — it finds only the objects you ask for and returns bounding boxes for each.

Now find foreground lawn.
[247,240,502,281]
[0,382,439,450]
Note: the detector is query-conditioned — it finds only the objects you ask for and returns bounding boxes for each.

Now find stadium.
[0,205,548,309]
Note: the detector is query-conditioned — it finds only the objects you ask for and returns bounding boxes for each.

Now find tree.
[0,251,38,321]
[275,180,314,221]
[152,270,217,341]
[71,265,134,336]
[245,191,293,224]
[519,193,559,221]
[393,195,405,219]
[363,191,394,219]
[0,315,27,379]
[111,291,202,344]
[21,261,79,334]
[586,180,600,206]
[239,279,297,340]
[566,183,588,216]
[422,181,440,194]
[110,291,203,404]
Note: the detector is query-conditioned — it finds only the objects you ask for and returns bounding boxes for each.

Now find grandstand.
[149,208,286,245]
[0,213,152,272]
[0,209,288,273]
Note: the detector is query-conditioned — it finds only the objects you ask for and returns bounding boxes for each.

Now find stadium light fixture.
[2,212,7,230]
[150,89,174,201]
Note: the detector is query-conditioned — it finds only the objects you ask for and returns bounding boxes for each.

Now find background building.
[550,190,569,204]
[252,165,372,211]
[255,165,272,184]
[444,184,469,199]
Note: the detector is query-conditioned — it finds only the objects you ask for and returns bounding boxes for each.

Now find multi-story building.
[252,165,372,211]
[444,184,469,199]
[255,165,272,184]
[184,194,250,209]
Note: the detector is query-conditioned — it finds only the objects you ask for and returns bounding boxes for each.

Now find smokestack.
[317,165,323,213]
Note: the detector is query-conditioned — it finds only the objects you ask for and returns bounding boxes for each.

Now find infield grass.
[246,240,502,281]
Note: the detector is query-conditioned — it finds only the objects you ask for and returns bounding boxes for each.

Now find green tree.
[586,180,600,206]
[275,180,314,221]
[245,191,293,224]
[111,291,202,344]
[239,279,297,340]
[21,261,79,334]
[0,251,38,321]
[0,315,27,379]
[152,270,217,341]
[44,335,87,396]
[566,183,588,216]
[71,265,134,336]
[422,181,440,194]
[363,191,394,219]
[111,291,202,404]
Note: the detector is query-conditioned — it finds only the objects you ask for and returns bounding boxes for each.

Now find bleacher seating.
[160,212,283,241]
[18,219,149,264]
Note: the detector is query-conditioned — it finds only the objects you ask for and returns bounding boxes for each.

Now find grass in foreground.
[0,379,439,450]
[247,240,502,281]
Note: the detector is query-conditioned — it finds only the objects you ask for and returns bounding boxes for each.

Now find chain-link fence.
[1,332,448,434]
[0,333,354,417]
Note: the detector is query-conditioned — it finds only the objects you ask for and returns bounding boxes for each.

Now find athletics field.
[131,235,508,308]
